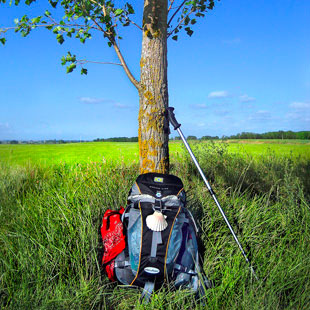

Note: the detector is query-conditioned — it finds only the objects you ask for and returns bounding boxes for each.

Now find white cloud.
[249,110,273,121]
[290,101,310,109]
[113,103,131,109]
[79,97,117,104]
[239,94,256,103]
[191,103,208,109]
[0,122,9,129]
[286,101,310,123]
[0,122,13,139]
[80,97,105,104]
[214,109,230,116]
[208,91,229,99]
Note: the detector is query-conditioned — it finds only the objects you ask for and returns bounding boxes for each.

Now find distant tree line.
[1,131,309,145]
[170,131,310,141]
[94,137,138,142]
[227,131,310,140]
[0,139,87,144]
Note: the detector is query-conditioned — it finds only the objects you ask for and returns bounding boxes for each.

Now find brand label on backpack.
[156,191,162,198]
[144,267,160,274]
[154,177,164,183]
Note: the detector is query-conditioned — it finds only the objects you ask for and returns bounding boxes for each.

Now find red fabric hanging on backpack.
[101,207,126,281]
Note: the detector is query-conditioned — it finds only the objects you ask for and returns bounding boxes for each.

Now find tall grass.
[1,142,310,309]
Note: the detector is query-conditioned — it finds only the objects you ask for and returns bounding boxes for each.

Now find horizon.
[0,1,309,140]
[1,129,309,143]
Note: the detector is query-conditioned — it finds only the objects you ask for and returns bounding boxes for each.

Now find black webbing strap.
[151,231,162,258]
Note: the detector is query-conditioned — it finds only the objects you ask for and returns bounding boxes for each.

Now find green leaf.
[107,41,112,47]
[31,16,42,24]
[127,3,134,14]
[49,0,58,8]
[114,9,123,17]
[61,56,66,65]
[81,68,87,75]
[0,37,6,45]
[185,27,194,37]
[172,35,178,41]
[56,34,64,44]
[14,18,19,25]
[44,10,51,17]
[66,63,76,73]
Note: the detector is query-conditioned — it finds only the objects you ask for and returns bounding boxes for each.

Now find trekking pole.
[167,107,258,280]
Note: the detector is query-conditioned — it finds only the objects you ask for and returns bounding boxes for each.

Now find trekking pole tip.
[250,266,259,281]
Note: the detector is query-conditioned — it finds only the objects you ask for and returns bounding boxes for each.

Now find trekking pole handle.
[167,107,181,130]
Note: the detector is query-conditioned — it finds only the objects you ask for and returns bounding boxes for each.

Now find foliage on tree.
[0,0,217,173]
[0,0,215,75]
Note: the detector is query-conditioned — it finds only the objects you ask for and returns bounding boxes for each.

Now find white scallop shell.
[146,211,168,232]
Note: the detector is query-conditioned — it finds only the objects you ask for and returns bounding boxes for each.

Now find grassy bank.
[1,142,310,309]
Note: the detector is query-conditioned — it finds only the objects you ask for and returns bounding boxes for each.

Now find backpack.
[101,172,211,301]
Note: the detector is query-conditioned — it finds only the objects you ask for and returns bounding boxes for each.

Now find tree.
[0,0,216,173]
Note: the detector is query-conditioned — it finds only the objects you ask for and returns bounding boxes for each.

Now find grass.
[1,140,309,167]
[226,143,310,159]
[0,142,140,166]
[1,140,310,309]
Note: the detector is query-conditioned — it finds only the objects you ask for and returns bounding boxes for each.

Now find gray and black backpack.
[110,172,211,301]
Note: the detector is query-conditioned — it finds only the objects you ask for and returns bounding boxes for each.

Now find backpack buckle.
[154,199,163,212]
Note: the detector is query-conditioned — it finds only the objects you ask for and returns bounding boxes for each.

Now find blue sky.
[0,0,309,140]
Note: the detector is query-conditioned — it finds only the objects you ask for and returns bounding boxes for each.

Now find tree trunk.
[138,0,169,174]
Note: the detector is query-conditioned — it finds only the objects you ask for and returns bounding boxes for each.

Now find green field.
[1,140,310,309]
[225,140,310,159]
[1,140,309,166]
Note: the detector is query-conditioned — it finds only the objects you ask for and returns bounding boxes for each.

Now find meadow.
[0,140,310,309]
[0,139,309,166]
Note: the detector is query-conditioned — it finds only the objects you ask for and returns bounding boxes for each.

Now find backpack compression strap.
[140,281,155,303]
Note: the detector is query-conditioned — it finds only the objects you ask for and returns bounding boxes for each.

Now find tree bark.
[139,0,169,174]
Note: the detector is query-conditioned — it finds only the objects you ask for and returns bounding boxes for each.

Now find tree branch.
[167,6,195,38]
[168,0,175,13]
[77,59,122,66]
[110,38,140,89]
[167,0,187,28]
[125,17,142,30]
[98,1,140,90]
[0,22,97,34]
